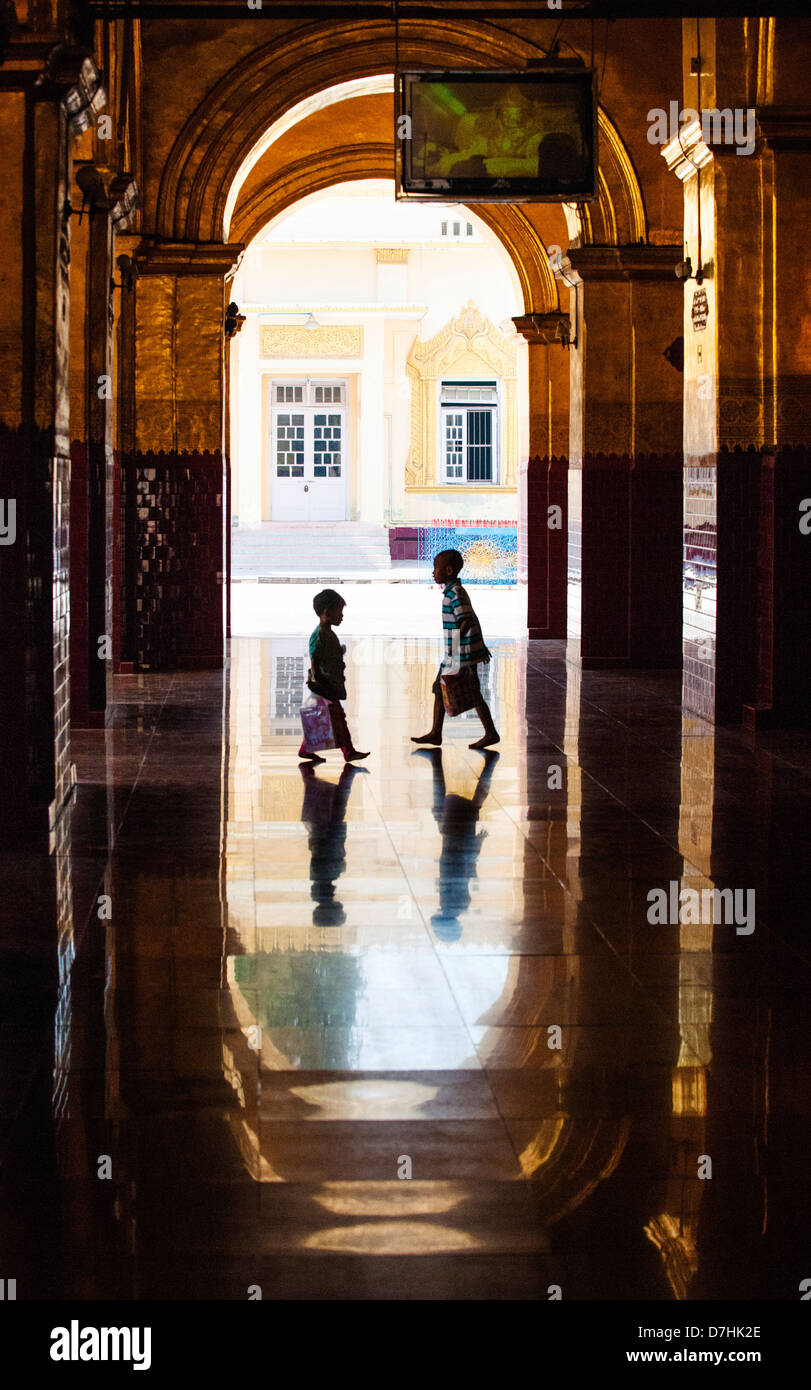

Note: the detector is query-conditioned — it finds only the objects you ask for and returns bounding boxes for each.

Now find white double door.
[269,379,348,521]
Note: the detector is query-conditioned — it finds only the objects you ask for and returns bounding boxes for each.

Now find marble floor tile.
[2,636,809,1299]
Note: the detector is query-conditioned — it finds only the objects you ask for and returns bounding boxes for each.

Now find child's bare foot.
[344,749,370,761]
[299,753,326,764]
[411,732,443,745]
[469,733,500,749]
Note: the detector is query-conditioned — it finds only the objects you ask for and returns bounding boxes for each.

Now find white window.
[440,220,475,239]
[440,381,498,484]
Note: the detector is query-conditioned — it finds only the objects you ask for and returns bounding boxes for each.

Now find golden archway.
[157,17,649,296]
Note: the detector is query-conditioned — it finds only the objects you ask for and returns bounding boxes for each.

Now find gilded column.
[565,245,683,669]
[121,240,243,670]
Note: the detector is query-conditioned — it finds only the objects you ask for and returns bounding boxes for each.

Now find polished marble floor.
[1,634,810,1299]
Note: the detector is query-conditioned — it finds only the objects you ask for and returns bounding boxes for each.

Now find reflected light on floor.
[517,1116,567,1177]
[302,1221,480,1254]
[288,1079,440,1117]
[312,1180,466,1217]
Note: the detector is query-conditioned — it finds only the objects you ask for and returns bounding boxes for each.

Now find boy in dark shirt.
[299,588,369,763]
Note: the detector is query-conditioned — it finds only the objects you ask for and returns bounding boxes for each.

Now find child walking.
[411,550,500,751]
[300,588,369,764]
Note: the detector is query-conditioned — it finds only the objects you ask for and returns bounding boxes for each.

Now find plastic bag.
[300,695,338,752]
[440,666,480,716]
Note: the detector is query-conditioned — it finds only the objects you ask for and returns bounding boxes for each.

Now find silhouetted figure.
[536,131,586,184]
[417,747,499,942]
[300,762,365,927]
[299,588,369,763]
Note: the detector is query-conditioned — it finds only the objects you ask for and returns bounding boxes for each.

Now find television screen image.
[398,69,597,202]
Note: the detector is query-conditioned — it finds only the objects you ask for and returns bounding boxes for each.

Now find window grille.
[440,382,498,484]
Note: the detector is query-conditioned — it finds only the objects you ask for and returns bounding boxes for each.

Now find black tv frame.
[396,67,599,204]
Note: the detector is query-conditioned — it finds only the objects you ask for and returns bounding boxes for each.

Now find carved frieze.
[260,325,363,358]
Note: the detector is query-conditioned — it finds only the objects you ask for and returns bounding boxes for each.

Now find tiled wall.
[417,524,517,585]
[518,454,568,639]
[0,424,28,839]
[773,447,811,722]
[121,450,225,671]
[569,452,683,669]
[51,449,73,825]
[388,523,517,585]
[0,426,73,840]
[389,522,517,583]
[69,441,90,725]
[690,447,811,725]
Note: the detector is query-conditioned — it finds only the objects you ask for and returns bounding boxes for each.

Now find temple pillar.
[0,47,104,844]
[667,16,811,724]
[565,246,683,668]
[70,165,139,724]
[514,313,569,640]
[118,241,242,671]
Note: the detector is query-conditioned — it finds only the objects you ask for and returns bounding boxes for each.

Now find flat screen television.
[396,68,597,203]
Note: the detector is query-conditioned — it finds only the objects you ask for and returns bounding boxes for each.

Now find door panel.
[309,410,345,520]
[272,410,307,519]
[270,382,348,521]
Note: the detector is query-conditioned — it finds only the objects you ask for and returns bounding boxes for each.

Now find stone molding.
[567,245,682,282]
[757,108,811,150]
[512,312,570,346]
[133,241,244,277]
[405,299,518,489]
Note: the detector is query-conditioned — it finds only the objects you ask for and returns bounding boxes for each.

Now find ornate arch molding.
[158,18,539,242]
[230,146,559,316]
[405,300,519,490]
[577,108,648,247]
[159,17,647,264]
[231,145,394,248]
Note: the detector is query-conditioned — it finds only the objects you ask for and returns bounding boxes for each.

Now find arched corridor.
[1,0,811,1323]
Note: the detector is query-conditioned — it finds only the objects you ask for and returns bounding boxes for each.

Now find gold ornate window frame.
[405,300,518,491]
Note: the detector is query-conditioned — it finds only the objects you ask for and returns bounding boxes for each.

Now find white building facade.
[229,183,528,537]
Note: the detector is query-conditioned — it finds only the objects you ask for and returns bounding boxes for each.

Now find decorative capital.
[38,47,106,133]
[75,165,141,230]
[134,241,245,279]
[376,248,409,264]
[567,245,682,282]
[512,312,569,345]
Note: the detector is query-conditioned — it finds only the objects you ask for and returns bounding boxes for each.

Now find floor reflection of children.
[299,763,366,928]
[417,748,499,942]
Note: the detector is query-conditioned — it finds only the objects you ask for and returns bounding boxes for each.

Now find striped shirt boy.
[441,580,490,672]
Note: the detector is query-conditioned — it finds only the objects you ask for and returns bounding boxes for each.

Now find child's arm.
[308,635,341,700]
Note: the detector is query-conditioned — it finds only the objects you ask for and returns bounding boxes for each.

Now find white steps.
[232,522,393,576]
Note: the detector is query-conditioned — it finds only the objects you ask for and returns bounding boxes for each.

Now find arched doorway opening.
[130,27,656,670]
[228,179,527,599]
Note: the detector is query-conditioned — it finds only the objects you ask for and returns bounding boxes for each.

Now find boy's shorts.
[432,664,481,698]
